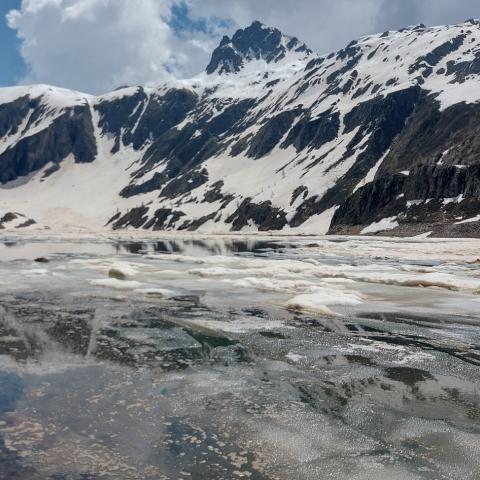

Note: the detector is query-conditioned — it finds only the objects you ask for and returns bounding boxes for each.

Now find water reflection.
[117,239,289,256]
[0,237,288,262]
[0,236,480,479]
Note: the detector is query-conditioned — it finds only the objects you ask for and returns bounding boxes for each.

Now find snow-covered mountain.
[1,20,480,236]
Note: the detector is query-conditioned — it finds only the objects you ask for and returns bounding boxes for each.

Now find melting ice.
[0,234,479,479]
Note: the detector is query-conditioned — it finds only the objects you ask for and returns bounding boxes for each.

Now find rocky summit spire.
[206,20,313,75]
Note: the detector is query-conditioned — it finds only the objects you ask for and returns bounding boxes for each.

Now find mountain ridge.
[1,19,480,237]
[206,20,313,75]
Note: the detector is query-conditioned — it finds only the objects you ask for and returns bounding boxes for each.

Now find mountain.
[1,20,480,236]
[206,20,312,74]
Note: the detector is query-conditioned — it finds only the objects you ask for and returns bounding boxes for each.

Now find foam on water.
[1,235,480,479]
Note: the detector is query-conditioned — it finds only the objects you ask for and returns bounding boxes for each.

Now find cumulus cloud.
[186,0,381,55]
[6,0,480,94]
[186,0,480,53]
[7,0,216,93]
[374,0,480,31]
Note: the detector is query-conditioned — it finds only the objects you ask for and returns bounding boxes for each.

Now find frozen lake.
[0,234,479,479]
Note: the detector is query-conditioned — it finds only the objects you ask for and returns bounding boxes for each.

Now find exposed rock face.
[329,97,480,237]
[1,20,480,236]
[0,95,35,138]
[206,21,312,75]
[0,212,37,230]
[330,165,480,237]
[108,206,150,230]
[226,199,288,231]
[0,103,96,183]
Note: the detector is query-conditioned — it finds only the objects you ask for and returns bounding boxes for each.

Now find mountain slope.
[1,20,480,236]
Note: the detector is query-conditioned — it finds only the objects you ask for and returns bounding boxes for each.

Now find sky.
[0,0,25,86]
[1,0,479,94]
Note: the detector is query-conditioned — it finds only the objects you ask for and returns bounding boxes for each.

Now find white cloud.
[6,0,213,94]
[6,0,480,94]
[186,0,480,54]
[185,0,382,55]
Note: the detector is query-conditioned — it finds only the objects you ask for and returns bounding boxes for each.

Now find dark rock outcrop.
[0,95,36,138]
[247,109,302,159]
[329,164,480,237]
[281,110,340,152]
[409,34,466,73]
[226,199,288,231]
[206,21,311,75]
[0,103,97,184]
[290,87,423,227]
[109,206,150,230]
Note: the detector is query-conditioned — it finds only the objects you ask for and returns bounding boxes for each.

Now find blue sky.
[1,0,480,93]
[0,0,24,87]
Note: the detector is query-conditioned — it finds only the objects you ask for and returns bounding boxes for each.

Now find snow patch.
[361,217,399,235]
[455,214,480,224]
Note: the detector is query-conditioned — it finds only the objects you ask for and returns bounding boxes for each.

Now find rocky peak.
[206,20,313,75]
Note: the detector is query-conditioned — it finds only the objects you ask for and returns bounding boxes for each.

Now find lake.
[0,234,479,479]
